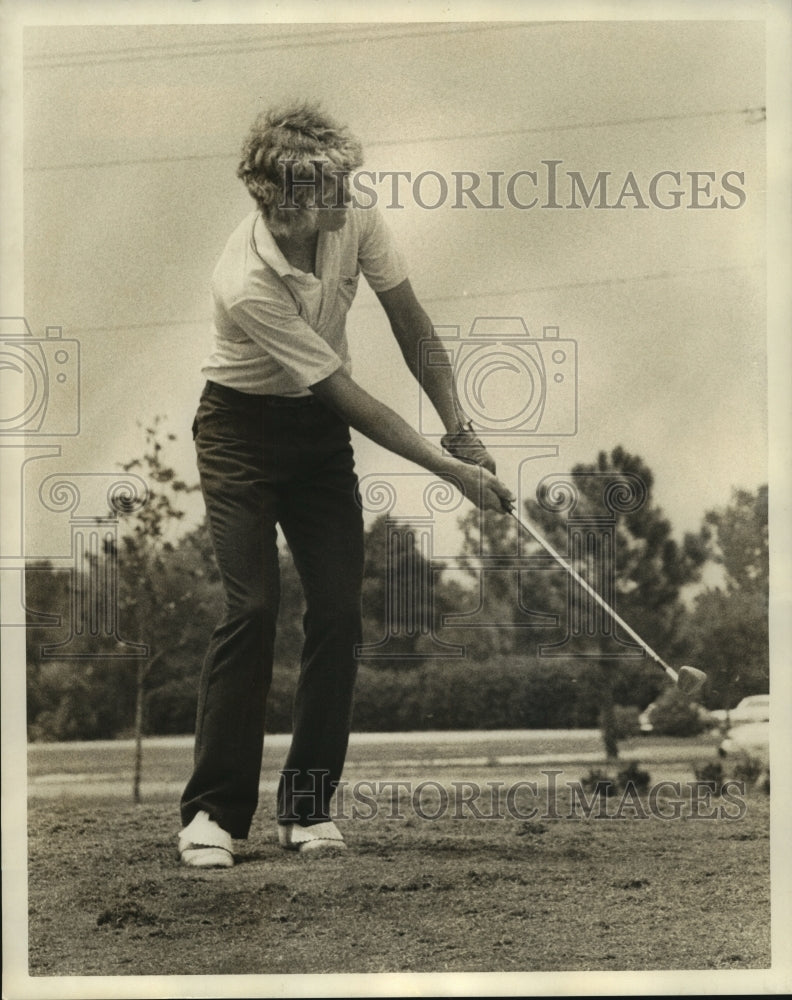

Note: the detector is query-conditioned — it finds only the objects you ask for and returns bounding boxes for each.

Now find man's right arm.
[310,368,514,513]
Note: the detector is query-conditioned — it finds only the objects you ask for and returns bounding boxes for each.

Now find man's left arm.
[376,278,497,474]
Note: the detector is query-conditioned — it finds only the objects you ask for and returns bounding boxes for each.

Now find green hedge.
[199,656,603,734]
[349,658,597,732]
[30,655,612,740]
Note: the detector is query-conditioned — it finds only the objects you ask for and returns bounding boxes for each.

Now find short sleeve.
[357,207,409,293]
[227,292,344,390]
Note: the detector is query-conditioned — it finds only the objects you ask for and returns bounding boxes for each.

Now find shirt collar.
[251,213,323,280]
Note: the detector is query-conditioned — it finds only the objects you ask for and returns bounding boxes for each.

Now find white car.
[711,694,770,727]
[718,720,769,764]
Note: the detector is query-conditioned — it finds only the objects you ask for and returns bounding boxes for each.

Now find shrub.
[693,759,725,795]
[579,761,651,797]
[645,688,705,737]
[579,768,617,797]
[144,679,197,735]
[616,760,651,794]
[695,754,769,796]
[347,657,602,732]
[613,705,641,740]
[27,661,134,741]
[731,752,769,793]
[351,666,424,731]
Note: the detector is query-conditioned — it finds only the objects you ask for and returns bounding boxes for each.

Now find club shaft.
[507,509,678,683]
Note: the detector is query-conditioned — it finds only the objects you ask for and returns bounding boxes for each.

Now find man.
[179,103,513,867]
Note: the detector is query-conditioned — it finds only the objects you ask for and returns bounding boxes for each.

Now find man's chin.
[318,211,349,232]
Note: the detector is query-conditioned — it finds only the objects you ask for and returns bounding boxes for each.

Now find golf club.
[501,500,707,699]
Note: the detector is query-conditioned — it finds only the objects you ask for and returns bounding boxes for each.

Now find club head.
[676,665,707,698]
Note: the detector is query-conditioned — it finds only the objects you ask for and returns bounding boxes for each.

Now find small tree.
[116,417,200,802]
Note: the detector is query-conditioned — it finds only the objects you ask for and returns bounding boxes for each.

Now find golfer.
[179,103,513,867]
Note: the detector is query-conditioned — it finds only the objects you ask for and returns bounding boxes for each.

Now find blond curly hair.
[237,103,364,235]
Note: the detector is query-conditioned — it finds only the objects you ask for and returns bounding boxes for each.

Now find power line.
[370,107,765,150]
[25,106,764,174]
[27,151,237,173]
[26,26,376,65]
[59,262,763,335]
[408,262,765,305]
[355,262,764,309]
[25,22,549,69]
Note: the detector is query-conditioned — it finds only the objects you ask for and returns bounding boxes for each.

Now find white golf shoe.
[278,820,346,853]
[178,810,234,868]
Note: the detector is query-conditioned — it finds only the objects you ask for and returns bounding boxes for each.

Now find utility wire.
[353,262,765,309]
[25,106,764,174]
[370,107,766,150]
[59,262,763,335]
[25,22,551,69]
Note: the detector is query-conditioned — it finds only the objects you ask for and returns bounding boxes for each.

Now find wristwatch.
[440,421,496,474]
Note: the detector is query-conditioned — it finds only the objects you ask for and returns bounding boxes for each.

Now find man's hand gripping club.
[310,369,514,513]
[439,421,512,512]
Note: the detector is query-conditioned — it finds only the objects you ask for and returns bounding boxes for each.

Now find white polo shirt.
[201,206,408,396]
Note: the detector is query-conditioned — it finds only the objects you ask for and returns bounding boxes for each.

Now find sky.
[3,14,775,568]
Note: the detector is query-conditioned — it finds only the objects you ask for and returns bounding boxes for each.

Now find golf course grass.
[24,732,770,979]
